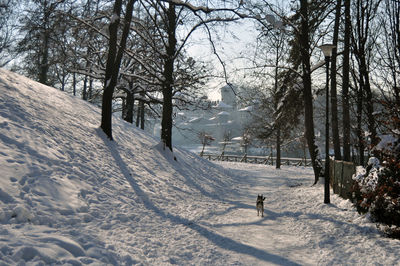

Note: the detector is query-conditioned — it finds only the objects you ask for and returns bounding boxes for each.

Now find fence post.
[341,161,355,199]
[333,160,343,196]
[330,159,356,200]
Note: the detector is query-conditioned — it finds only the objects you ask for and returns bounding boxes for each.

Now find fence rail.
[200,153,313,167]
[202,154,357,200]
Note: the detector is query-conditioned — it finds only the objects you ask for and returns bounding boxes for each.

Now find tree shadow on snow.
[102,137,302,266]
[204,200,377,239]
[199,204,304,228]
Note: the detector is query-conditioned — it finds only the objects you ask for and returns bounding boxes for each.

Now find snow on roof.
[189,117,202,123]
[217,111,230,116]
[218,141,234,145]
[214,101,232,109]
[177,122,189,127]
[239,106,253,112]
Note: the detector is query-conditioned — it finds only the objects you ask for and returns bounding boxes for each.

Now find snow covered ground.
[1,68,400,265]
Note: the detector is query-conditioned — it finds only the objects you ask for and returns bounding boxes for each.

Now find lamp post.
[318,44,336,204]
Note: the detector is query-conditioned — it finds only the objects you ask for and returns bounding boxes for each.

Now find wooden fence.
[329,159,356,200]
[200,153,312,167]
[201,154,357,200]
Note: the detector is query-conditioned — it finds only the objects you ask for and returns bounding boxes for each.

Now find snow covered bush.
[351,135,400,237]
[353,157,380,192]
[352,157,382,213]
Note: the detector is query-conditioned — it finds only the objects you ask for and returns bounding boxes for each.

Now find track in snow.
[193,162,314,265]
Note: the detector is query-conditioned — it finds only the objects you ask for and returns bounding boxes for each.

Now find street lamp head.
[318,44,336,57]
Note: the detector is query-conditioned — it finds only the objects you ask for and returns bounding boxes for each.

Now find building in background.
[167,84,257,154]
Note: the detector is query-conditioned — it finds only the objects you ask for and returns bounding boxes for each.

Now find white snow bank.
[0,68,237,264]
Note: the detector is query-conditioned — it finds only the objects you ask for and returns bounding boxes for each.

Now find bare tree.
[298,0,325,184]
[220,130,232,156]
[376,0,400,105]
[101,0,136,140]
[198,131,215,156]
[0,0,18,67]
[351,0,382,154]
[342,0,352,161]
[240,129,252,156]
[254,18,289,169]
[17,0,70,85]
[243,0,332,177]
[129,0,243,152]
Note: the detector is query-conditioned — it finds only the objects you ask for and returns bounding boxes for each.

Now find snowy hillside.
[0,68,240,264]
[1,68,400,265]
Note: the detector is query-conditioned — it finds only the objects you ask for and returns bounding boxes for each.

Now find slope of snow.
[0,68,237,264]
[1,68,399,265]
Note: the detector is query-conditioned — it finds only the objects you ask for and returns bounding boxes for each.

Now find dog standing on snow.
[256,194,266,217]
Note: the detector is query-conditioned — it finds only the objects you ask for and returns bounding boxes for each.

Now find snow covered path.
[195,162,400,265]
[196,163,313,265]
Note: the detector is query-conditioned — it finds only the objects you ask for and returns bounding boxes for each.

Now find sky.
[186,19,259,101]
[183,1,290,101]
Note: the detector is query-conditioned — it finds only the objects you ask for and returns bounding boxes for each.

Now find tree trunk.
[73,72,76,96]
[161,3,177,152]
[136,100,141,127]
[140,91,145,130]
[303,138,307,165]
[331,0,342,160]
[356,81,364,165]
[342,0,351,161]
[352,0,379,149]
[124,81,134,123]
[362,62,378,146]
[100,0,135,140]
[61,74,65,91]
[300,0,322,184]
[276,127,281,169]
[100,0,122,140]
[38,0,52,86]
[88,77,93,100]
[83,75,88,100]
[135,90,145,130]
[39,19,49,85]
[82,46,92,101]
[200,143,205,156]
